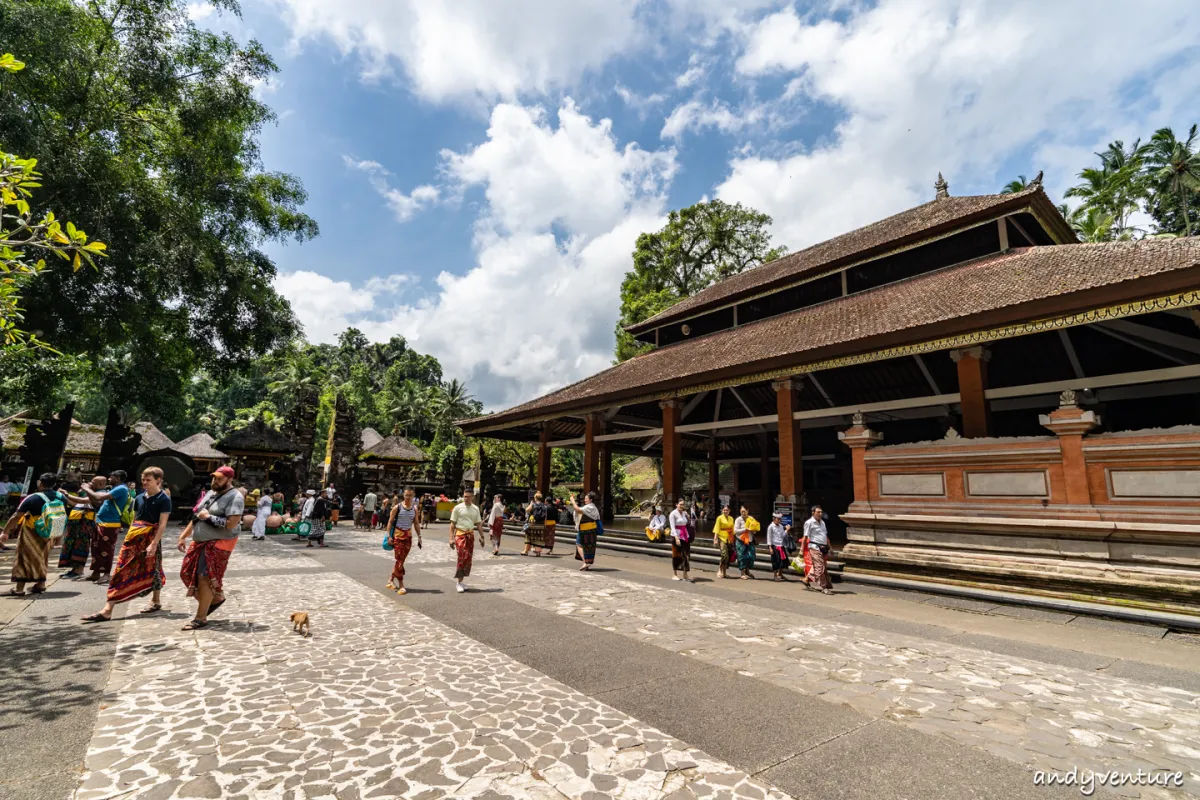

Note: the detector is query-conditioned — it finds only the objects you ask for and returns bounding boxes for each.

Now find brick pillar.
[661,400,682,505]
[950,346,992,438]
[583,413,601,497]
[536,424,552,496]
[838,413,884,509]
[708,437,720,512]
[773,378,803,503]
[1040,391,1100,506]
[600,440,613,521]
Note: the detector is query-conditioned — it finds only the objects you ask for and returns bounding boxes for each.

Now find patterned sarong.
[91,522,122,575]
[524,522,545,549]
[455,529,474,579]
[58,512,95,570]
[11,521,50,585]
[180,537,237,596]
[671,536,691,572]
[808,544,832,590]
[107,521,164,603]
[735,538,756,571]
[575,527,597,565]
[490,518,504,548]
[391,530,413,583]
[769,545,789,572]
[544,521,556,553]
[718,539,733,571]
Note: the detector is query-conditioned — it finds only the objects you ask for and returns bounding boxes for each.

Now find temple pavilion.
[458,176,1200,616]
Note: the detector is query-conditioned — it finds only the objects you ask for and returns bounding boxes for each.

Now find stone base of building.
[842,511,1200,616]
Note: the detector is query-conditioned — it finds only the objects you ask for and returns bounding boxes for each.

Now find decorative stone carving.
[851,412,865,426]
[1059,389,1078,407]
[934,172,949,200]
[944,427,961,440]
[1029,170,1044,188]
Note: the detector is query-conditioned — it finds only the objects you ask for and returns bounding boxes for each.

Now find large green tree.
[0,0,316,417]
[615,200,785,362]
[1145,125,1200,237]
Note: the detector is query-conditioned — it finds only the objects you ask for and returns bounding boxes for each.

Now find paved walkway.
[2,525,1198,799]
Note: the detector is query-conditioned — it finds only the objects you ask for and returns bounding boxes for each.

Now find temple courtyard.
[2,525,1199,800]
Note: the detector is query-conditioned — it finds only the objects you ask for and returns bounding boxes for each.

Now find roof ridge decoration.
[934,172,949,200]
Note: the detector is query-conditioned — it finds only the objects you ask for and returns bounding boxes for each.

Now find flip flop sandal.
[29,586,46,594]
[81,613,112,623]
[181,619,207,631]
[140,603,162,614]
[4,588,26,597]
[207,598,226,615]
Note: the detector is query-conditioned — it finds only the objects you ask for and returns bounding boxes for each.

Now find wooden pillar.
[950,346,991,438]
[708,437,720,512]
[661,400,682,504]
[600,441,613,521]
[757,431,771,515]
[1040,391,1100,507]
[536,423,552,496]
[583,413,601,497]
[773,378,803,503]
[838,413,883,509]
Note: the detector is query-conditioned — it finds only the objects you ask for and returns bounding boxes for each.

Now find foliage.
[615,200,786,362]
[1145,125,1200,237]
[0,1,316,416]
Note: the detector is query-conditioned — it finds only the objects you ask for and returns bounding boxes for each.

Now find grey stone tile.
[945,634,1116,672]
[923,596,1003,613]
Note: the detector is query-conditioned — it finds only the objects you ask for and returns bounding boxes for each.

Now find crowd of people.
[1,466,834,633]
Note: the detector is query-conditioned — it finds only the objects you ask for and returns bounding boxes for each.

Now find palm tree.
[1068,206,1122,243]
[388,380,428,438]
[1064,140,1148,238]
[431,379,475,429]
[1146,125,1200,237]
[267,360,316,416]
[1001,175,1029,194]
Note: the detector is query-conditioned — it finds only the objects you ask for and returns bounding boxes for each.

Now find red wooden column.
[536,423,552,496]
[838,413,883,510]
[661,400,682,505]
[1040,391,1100,507]
[950,346,992,438]
[773,378,804,503]
[583,413,602,497]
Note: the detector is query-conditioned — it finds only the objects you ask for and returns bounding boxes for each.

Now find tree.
[1000,175,1030,194]
[1062,140,1147,239]
[1145,125,1200,237]
[615,200,786,362]
[0,1,317,416]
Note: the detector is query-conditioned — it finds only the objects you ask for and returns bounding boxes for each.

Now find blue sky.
[195,0,1200,411]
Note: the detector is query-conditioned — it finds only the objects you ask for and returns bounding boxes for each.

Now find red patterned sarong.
[489,517,503,548]
[180,537,238,596]
[59,512,95,569]
[455,529,474,579]
[91,522,122,575]
[107,522,164,603]
[391,530,412,583]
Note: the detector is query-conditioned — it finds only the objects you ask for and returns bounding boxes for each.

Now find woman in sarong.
[486,494,505,555]
[387,486,422,594]
[522,492,547,556]
[668,498,692,582]
[711,504,736,579]
[733,506,758,580]
[2,473,68,595]
[570,491,600,571]
[81,467,172,622]
[58,478,102,578]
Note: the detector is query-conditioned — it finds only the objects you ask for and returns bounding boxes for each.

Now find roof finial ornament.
[934,172,949,200]
[1029,170,1044,189]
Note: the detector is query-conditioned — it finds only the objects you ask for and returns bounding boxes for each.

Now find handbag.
[382,534,393,551]
[783,533,797,554]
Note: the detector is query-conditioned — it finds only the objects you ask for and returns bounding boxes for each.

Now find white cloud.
[343,155,439,222]
[186,2,215,21]
[661,99,763,140]
[283,101,675,409]
[364,274,416,294]
[718,0,1200,250]
[270,0,645,103]
[615,83,667,116]
[674,54,706,89]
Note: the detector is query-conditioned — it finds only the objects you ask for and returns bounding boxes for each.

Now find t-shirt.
[193,488,245,543]
[362,492,378,512]
[135,491,172,525]
[803,517,829,548]
[766,522,789,547]
[97,484,130,524]
[17,490,68,518]
[450,502,481,532]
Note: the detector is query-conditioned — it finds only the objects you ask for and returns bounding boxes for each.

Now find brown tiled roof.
[174,432,228,460]
[463,239,1200,433]
[626,186,1074,335]
[360,435,426,463]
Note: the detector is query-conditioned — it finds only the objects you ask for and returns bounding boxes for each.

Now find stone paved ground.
[73,539,790,800]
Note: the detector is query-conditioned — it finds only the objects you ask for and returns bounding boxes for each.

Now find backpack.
[33,492,67,539]
[532,502,548,524]
[119,492,136,526]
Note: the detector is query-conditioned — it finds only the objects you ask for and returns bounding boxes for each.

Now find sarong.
[180,537,237,596]
[544,521,556,552]
[809,544,832,590]
[770,544,789,572]
[490,518,503,548]
[455,529,474,579]
[524,522,545,549]
[107,521,164,603]
[735,538,756,571]
[12,523,51,585]
[575,527,597,564]
[671,536,691,572]
[391,531,412,583]
[91,522,122,575]
[718,538,733,571]
[308,520,325,543]
[330,508,340,524]
[58,512,95,570]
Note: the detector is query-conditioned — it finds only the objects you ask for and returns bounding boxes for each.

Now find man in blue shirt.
[81,469,130,583]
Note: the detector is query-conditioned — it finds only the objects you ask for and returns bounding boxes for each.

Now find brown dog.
[290,612,310,638]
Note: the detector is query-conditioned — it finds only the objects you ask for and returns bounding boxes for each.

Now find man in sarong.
[177,465,245,630]
[802,505,834,595]
[570,491,601,571]
[59,475,106,578]
[84,469,130,584]
[448,487,482,593]
[387,486,422,594]
[81,467,172,622]
[2,473,68,596]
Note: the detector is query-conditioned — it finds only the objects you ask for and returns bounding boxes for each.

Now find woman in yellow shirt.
[711,504,736,579]
[732,506,759,580]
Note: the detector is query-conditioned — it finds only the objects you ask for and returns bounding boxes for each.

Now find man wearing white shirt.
[802,505,833,594]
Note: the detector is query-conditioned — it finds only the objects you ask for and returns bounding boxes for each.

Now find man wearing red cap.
[176,465,244,631]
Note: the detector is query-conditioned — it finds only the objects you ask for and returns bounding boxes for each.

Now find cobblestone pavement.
[424,559,1200,799]
[74,538,791,800]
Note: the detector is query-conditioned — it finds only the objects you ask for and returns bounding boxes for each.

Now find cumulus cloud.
[280,102,676,409]
[661,99,763,140]
[719,0,1200,250]
[343,155,439,222]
